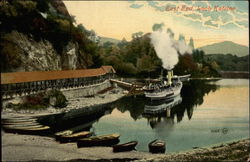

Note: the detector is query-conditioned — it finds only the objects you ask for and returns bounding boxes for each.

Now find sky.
[64,1,249,48]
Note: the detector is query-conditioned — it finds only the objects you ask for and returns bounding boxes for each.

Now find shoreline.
[2,86,127,118]
[2,84,249,161]
[2,131,249,161]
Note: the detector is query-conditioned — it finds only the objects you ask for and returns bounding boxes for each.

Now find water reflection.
[144,95,182,114]
[143,95,182,129]
[114,79,219,125]
[35,79,219,135]
[37,103,113,134]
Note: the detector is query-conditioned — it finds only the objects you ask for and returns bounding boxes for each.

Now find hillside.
[99,36,120,45]
[198,41,249,57]
[204,54,249,71]
[0,0,98,72]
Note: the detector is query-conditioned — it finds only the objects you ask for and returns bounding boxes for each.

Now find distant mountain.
[198,41,249,57]
[99,37,120,45]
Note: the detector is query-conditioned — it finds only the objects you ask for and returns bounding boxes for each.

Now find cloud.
[128,1,248,30]
[235,21,248,28]
[204,20,219,28]
[129,3,144,9]
[183,13,202,20]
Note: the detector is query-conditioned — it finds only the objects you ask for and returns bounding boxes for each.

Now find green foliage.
[7,89,67,110]
[100,32,162,77]
[1,0,237,78]
[173,51,221,78]
[174,54,198,75]
[13,1,37,14]
[117,38,128,49]
[152,23,164,31]
[11,103,47,110]
[136,55,157,73]
[0,1,18,17]
[189,37,194,48]
[178,34,185,41]
[0,34,22,72]
[77,24,90,36]
[46,89,68,108]
[131,32,144,39]
[167,28,174,38]
[204,54,249,71]
[35,0,49,12]
[193,49,205,63]
[41,89,68,108]
[116,62,137,76]
[1,0,98,70]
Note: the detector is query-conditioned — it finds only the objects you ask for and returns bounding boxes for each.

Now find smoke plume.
[150,30,192,70]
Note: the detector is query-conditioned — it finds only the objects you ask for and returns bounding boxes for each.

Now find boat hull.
[77,134,120,147]
[148,139,166,153]
[56,131,92,143]
[113,141,138,152]
[3,125,50,134]
[144,83,182,100]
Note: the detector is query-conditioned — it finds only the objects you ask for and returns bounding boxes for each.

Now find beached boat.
[113,141,138,152]
[143,70,183,100]
[1,118,37,124]
[56,131,93,143]
[148,139,166,153]
[2,116,36,120]
[77,133,120,147]
[3,125,50,134]
[55,130,73,140]
[2,120,41,126]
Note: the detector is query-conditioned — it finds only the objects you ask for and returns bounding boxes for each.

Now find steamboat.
[143,70,184,100]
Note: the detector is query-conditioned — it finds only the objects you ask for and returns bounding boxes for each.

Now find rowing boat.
[77,133,120,147]
[3,125,50,134]
[56,131,92,143]
[148,139,166,153]
[55,130,73,140]
[113,141,138,152]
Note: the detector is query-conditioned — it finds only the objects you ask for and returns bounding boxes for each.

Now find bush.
[6,89,67,110]
[0,34,22,72]
[44,89,68,108]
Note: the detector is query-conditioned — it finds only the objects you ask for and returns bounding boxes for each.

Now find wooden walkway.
[110,79,144,96]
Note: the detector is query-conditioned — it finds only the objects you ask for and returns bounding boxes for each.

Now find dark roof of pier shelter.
[1,66,116,85]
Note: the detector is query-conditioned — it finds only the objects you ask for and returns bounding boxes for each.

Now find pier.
[1,66,116,99]
[110,79,144,96]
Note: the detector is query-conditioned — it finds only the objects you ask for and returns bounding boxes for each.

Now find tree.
[167,28,174,38]
[193,49,205,63]
[77,24,88,34]
[174,54,198,75]
[178,34,185,42]
[117,38,128,49]
[152,23,164,31]
[189,37,194,49]
[136,55,156,73]
[132,31,144,39]
[69,15,76,23]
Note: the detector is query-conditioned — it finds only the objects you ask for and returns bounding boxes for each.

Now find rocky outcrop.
[0,0,93,72]
[1,31,81,72]
[61,41,78,70]
[2,31,62,72]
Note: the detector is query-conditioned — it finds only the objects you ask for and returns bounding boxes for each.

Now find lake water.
[90,79,249,153]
